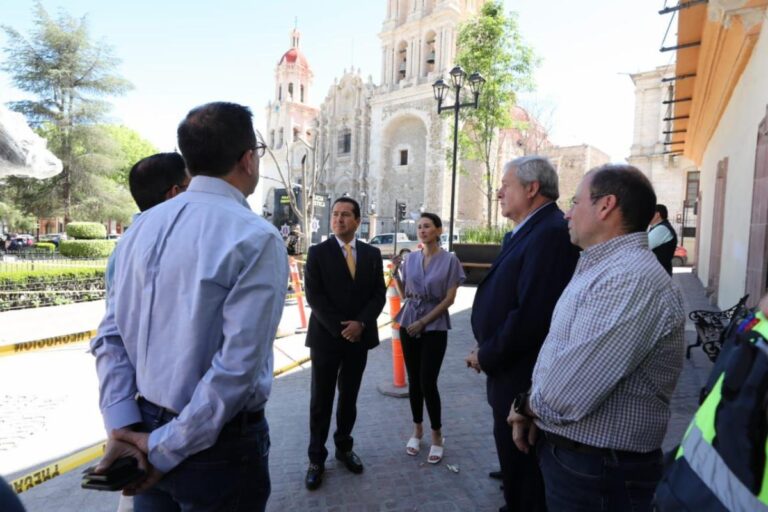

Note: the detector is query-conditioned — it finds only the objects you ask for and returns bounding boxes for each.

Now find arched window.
[270,130,275,148]
[300,85,305,103]
[278,85,282,101]
[278,128,284,148]
[288,83,294,99]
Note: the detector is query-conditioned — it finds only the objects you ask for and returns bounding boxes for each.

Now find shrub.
[34,242,56,253]
[0,267,105,311]
[60,239,116,258]
[461,226,507,245]
[66,222,107,240]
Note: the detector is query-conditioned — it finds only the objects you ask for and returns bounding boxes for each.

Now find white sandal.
[428,439,444,464]
[406,436,421,456]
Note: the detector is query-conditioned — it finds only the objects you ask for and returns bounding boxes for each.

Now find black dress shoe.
[489,470,503,480]
[305,463,324,490]
[334,449,364,474]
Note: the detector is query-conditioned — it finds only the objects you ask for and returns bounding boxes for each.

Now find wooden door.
[708,158,728,305]
[745,106,768,307]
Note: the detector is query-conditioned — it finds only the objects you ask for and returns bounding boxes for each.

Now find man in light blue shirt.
[91,102,288,511]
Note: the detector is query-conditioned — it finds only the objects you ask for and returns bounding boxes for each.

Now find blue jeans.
[537,437,662,512]
[133,401,271,512]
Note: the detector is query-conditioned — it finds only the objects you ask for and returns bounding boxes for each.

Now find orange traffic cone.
[289,257,308,333]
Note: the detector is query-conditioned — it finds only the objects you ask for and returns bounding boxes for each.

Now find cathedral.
[254,0,529,239]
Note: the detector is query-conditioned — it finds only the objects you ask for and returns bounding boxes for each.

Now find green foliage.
[455,1,537,226]
[461,226,507,245]
[33,242,55,252]
[66,221,106,240]
[1,1,133,222]
[60,239,115,258]
[100,125,158,187]
[0,267,105,311]
[0,200,37,232]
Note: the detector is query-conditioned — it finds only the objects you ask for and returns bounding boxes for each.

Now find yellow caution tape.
[0,329,96,358]
[273,356,312,377]
[9,317,394,494]
[11,441,106,494]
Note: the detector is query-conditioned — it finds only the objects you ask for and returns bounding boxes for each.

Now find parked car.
[17,234,35,246]
[672,246,688,266]
[38,233,66,247]
[106,233,121,241]
[368,233,421,258]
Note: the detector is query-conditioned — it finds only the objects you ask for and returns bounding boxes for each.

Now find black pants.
[400,329,447,430]
[493,405,547,512]
[308,344,368,464]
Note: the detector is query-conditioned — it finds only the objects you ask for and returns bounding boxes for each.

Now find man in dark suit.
[467,156,579,512]
[303,197,387,490]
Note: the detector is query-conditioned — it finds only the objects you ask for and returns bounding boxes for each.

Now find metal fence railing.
[0,253,108,274]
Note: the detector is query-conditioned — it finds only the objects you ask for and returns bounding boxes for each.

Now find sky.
[0,1,676,162]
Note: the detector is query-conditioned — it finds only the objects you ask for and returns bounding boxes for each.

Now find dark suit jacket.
[304,237,387,350]
[471,202,579,411]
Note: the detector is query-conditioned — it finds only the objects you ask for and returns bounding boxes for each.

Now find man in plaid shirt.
[507,164,685,512]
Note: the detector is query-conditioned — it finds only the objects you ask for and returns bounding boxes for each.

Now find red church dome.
[279,48,309,68]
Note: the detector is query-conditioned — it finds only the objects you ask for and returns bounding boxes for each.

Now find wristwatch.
[512,391,531,418]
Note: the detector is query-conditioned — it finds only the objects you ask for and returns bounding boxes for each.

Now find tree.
[455,1,537,227]
[0,123,156,225]
[101,125,159,187]
[261,132,330,252]
[1,1,132,222]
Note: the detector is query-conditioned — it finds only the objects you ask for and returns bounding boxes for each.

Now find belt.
[137,396,264,429]
[543,431,661,460]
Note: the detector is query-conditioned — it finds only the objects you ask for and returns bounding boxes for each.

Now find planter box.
[453,243,502,285]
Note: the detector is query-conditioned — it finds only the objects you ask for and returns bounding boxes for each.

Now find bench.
[461,263,492,269]
[687,294,749,362]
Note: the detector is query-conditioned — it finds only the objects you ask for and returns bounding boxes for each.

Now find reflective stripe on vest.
[683,424,768,511]
[676,374,723,459]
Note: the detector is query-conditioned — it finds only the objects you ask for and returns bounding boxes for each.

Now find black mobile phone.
[81,457,145,491]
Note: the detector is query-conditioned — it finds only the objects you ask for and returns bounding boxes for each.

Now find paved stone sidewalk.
[13,272,717,511]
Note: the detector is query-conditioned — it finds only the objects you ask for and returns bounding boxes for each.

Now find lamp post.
[433,66,485,252]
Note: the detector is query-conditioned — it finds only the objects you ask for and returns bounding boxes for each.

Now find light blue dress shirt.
[105,212,141,295]
[91,176,288,473]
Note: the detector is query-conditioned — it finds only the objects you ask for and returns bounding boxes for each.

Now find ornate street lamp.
[433,66,485,251]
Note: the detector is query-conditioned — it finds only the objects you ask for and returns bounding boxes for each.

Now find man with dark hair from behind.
[106,153,190,294]
[128,153,190,212]
[648,204,678,275]
[508,164,685,512]
[91,102,287,511]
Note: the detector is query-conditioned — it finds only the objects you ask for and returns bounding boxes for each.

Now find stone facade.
[315,71,375,203]
[627,66,699,261]
[370,0,488,233]
[541,144,610,212]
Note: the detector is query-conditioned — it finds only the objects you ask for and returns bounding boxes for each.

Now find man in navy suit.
[303,197,387,490]
[467,156,579,512]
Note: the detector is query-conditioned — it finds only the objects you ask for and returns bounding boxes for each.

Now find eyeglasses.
[241,139,267,160]
[254,141,267,158]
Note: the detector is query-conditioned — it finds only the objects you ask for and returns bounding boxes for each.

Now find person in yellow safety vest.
[655,308,768,511]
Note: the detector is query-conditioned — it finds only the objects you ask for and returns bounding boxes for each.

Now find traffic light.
[397,201,407,222]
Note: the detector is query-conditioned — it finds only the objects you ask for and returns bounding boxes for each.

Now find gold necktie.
[345,243,356,278]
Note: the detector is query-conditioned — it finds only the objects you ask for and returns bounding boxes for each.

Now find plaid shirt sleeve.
[531,272,671,426]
